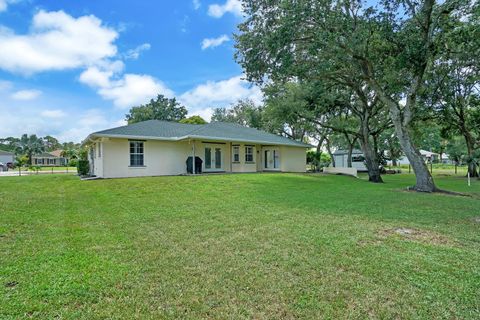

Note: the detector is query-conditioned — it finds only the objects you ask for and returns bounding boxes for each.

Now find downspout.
[230,142,233,173]
[192,139,196,175]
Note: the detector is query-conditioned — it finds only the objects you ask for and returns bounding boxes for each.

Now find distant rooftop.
[333,149,363,155]
[0,150,14,156]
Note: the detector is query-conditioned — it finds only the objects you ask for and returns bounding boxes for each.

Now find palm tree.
[15,134,46,165]
[60,148,79,166]
[60,148,78,159]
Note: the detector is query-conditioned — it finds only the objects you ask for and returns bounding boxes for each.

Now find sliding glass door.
[204,144,223,171]
[263,148,280,170]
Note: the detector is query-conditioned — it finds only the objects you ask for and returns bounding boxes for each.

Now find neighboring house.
[0,150,15,164]
[83,120,311,179]
[395,150,440,166]
[32,150,67,166]
[332,149,368,171]
[0,150,14,171]
[440,154,455,165]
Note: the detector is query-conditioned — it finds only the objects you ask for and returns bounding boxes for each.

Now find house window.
[130,141,144,166]
[245,146,254,163]
[232,145,240,162]
[97,143,102,158]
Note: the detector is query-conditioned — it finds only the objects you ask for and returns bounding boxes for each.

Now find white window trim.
[129,141,145,167]
[245,146,255,163]
[232,145,240,163]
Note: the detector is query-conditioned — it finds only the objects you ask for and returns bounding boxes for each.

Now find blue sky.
[0,0,261,142]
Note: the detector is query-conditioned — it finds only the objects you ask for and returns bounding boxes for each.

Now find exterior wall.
[333,154,345,167]
[279,146,307,172]
[192,140,231,173]
[93,142,104,177]
[351,161,367,171]
[333,153,367,171]
[230,143,259,173]
[0,155,14,164]
[32,157,66,166]
[102,138,191,178]
[94,137,307,178]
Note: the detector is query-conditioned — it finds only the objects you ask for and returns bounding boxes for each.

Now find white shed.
[0,150,14,164]
[333,149,367,171]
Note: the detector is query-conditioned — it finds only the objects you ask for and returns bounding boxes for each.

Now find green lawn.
[1,173,479,319]
[35,166,77,172]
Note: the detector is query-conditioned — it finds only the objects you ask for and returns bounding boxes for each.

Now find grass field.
[34,166,77,172]
[389,164,469,176]
[1,173,479,319]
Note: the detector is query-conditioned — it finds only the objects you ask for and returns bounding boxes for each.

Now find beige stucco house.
[32,150,68,166]
[84,120,310,179]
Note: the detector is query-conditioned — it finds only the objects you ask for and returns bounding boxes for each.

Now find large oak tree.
[235,0,475,191]
[125,95,188,124]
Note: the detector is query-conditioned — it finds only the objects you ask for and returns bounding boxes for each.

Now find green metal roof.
[89,120,311,148]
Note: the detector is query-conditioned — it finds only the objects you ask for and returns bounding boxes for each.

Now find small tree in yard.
[77,160,89,177]
[76,147,90,176]
[307,150,331,172]
[15,155,28,168]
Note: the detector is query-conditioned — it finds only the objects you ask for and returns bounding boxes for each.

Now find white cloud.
[56,109,112,142]
[208,0,243,18]
[0,0,18,13]
[124,43,151,60]
[11,89,42,100]
[79,67,114,88]
[0,0,7,12]
[180,75,262,112]
[0,10,118,74]
[180,15,190,33]
[41,109,66,119]
[0,80,12,91]
[201,34,230,50]
[0,97,120,143]
[99,74,173,108]
[80,65,174,109]
[193,0,201,10]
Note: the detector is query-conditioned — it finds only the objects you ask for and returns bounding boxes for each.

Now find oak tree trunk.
[368,81,437,191]
[326,139,335,167]
[391,156,397,167]
[347,144,353,168]
[392,117,437,191]
[359,136,383,183]
[464,133,479,178]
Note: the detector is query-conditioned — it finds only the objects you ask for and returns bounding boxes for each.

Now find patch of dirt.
[378,227,457,246]
[472,217,480,224]
[5,281,18,288]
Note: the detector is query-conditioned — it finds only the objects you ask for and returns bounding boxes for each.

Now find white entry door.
[204,145,223,171]
[263,148,280,170]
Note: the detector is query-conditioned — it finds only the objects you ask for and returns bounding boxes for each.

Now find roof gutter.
[84,133,313,148]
